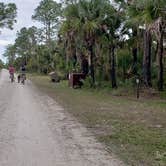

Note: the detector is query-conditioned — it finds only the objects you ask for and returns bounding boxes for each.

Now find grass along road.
[30,75,166,166]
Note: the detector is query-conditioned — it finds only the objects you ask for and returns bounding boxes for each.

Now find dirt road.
[0,69,124,166]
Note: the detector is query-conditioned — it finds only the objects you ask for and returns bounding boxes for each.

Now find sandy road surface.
[0,69,124,166]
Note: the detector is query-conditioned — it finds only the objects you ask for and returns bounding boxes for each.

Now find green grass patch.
[29,75,166,166]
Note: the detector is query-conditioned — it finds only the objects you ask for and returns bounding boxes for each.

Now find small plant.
[82,76,95,88]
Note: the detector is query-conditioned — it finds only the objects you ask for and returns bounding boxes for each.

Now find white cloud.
[0,40,13,46]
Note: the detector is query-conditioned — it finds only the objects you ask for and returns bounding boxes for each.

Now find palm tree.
[61,0,113,85]
[140,0,166,90]
[115,0,138,76]
[60,2,82,71]
[150,17,166,90]
[60,0,123,88]
[125,0,152,86]
[126,0,166,90]
[100,5,122,88]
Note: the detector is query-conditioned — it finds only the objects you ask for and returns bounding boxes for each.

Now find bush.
[82,76,95,88]
[49,71,60,82]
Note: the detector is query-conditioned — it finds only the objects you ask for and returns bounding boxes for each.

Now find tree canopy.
[32,0,62,44]
[0,2,17,30]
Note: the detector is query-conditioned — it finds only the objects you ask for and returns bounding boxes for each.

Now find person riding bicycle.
[9,65,15,82]
[17,64,26,83]
[20,64,26,74]
[20,64,26,84]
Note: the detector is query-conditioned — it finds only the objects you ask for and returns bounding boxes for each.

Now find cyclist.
[8,65,15,82]
[20,64,26,84]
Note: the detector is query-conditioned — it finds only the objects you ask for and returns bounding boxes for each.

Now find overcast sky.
[0,0,43,62]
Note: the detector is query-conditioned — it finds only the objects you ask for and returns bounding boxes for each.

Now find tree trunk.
[73,51,77,68]
[132,28,138,75]
[132,47,138,74]
[143,29,152,87]
[36,47,40,73]
[155,41,159,63]
[89,44,95,85]
[109,45,117,88]
[157,26,164,91]
[48,21,51,46]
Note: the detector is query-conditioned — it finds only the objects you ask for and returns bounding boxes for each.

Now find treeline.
[0,1,17,70]
[0,59,5,69]
[4,0,166,90]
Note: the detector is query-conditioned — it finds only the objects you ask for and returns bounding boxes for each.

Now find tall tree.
[150,17,166,90]
[0,2,17,30]
[3,44,16,64]
[0,59,4,69]
[32,0,62,46]
[126,0,166,88]
[100,3,122,88]
[140,0,165,89]
[32,0,62,71]
[125,1,141,75]
[15,27,38,65]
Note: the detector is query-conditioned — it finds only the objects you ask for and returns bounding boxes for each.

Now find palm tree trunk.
[155,41,159,63]
[132,28,138,75]
[109,45,117,88]
[157,28,164,91]
[89,44,95,85]
[143,29,152,87]
[132,47,138,74]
